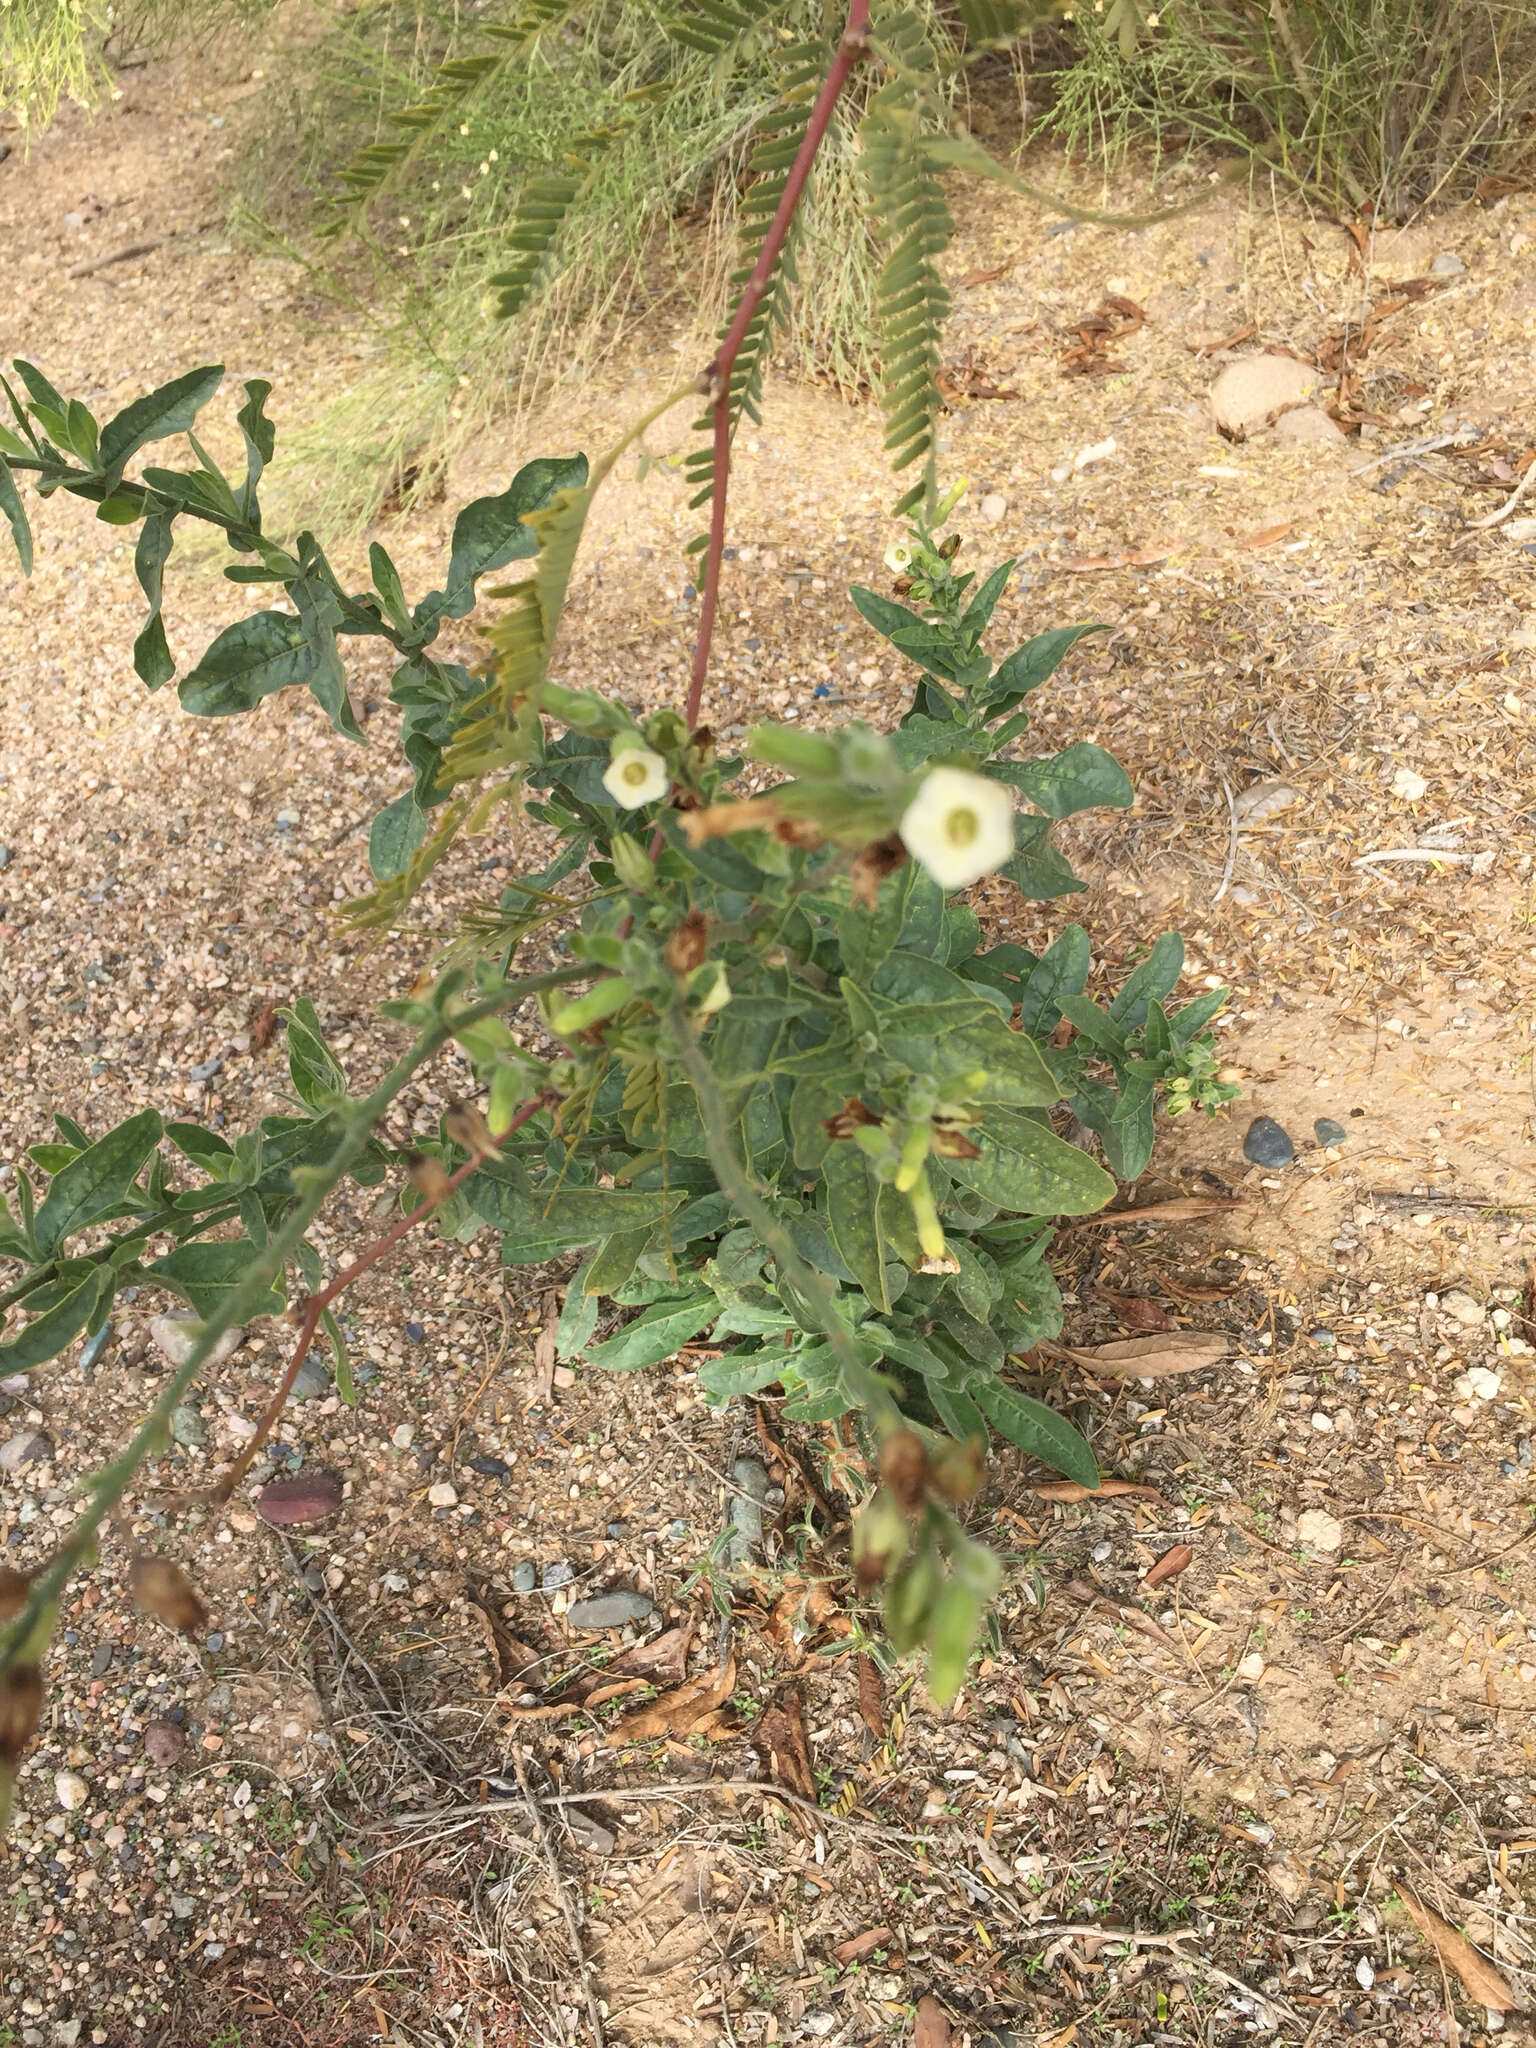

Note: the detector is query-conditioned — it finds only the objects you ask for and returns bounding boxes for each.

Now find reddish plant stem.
[684,0,872,730]
[212,1090,554,1504]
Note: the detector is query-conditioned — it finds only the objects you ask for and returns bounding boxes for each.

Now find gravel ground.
[3,35,1536,2048]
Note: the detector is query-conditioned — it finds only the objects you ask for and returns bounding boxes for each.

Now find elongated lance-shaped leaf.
[324,0,585,228]
[860,11,953,517]
[681,38,825,551]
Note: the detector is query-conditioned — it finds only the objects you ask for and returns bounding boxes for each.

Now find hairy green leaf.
[98,365,225,490]
[34,1109,164,1258]
[0,1264,113,1373]
[0,453,33,574]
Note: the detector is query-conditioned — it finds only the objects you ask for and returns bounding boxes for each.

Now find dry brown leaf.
[856,1651,884,1742]
[1058,545,1174,572]
[533,1294,558,1402]
[1395,1884,1516,2010]
[1240,521,1294,550]
[1032,1479,1168,1504]
[1193,320,1258,356]
[503,1680,651,1723]
[835,1926,895,1966]
[249,1000,279,1051]
[610,1621,694,1688]
[128,1556,208,1636]
[1140,1541,1195,1590]
[1041,2027,1079,2048]
[609,1655,735,1743]
[758,1688,816,1801]
[1156,1274,1238,1304]
[1064,1333,1230,1378]
[913,1994,951,2046]
[1094,1286,1173,1332]
[960,262,1012,287]
[1074,1196,1245,1227]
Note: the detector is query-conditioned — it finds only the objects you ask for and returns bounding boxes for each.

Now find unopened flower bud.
[879,1429,930,1514]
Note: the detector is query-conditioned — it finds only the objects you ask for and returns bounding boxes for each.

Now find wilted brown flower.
[665,911,711,975]
[930,1434,987,1503]
[0,1565,30,1622]
[443,1101,501,1159]
[128,1556,209,1637]
[930,1123,980,1160]
[878,1429,930,1515]
[0,1664,45,1767]
[823,1098,881,1143]
[403,1150,453,1203]
[849,832,908,909]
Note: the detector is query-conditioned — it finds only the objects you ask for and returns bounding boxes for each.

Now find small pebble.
[1518,1438,1534,1470]
[255,1471,342,1526]
[302,1566,325,1594]
[143,1718,185,1766]
[1091,1540,1112,1563]
[54,1771,89,1812]
[90,1643,113,1678]
[206,1631,224,1653]
[78,1323,114,1374]
[467,1453,512,1480]
[542,1560,575,1591]
[512,1562,537,1594]
[567,1589,656,1631]
[288,1359,331,1402]
[169,1405,206,1448]
[427,1481,458,1509]
[980,491,1007,524]
[0,1430,52,1471]
[1310,1411,1334,1434]
[404,1321,425,1344]
[148,1315,244,1370]
[1243,1116,1295,1168]
[0,845,9,869]
[187,1056,223,1082]
[1440,1289,1484,1327]
[1430,250,1465,275]
[391,1423,415,1450]
[605,1519,630,1540]
[1313,1118,1347,1147]
[1297,1508,1343,1552]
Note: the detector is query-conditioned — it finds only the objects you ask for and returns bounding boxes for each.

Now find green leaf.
[958,557,1015,639]
[0,453,33,574]
[943,1104,1114,1218]
[1011,741,1133,820]
[849,583,928,644]
[585,1291,717,1372]
[284,999,348,1111]
[291,549,361,739]
[1013,924,1091,1038]
[164,1122,235,1176]
[974,1379,1099,1488]
[1056,994,1126,1057]
[178,610,312,718]
[582,1225,651,1297]
[369,543,411,633]
[699,1347,789,1403]
[983,623,1107,707]
[131,513,175,688]
[1108,933,1184,1028]
[64,398,100,464]
[11,360,66,415]
[999,814,1085,900]
[234,378,274,522]
[0,1264,113,1373]
[888,713,976,771]
[415,453,589,630]
[472,1180,681,1253]
[34,1109,164,1257]
[556,1263,602,1356]
[821,1142,890,1313]
[98,365,225,489]
[368,791,428,881]
[147,1238,285,1317]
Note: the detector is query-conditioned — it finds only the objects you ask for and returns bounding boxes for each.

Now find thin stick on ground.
[515,1753,607,2048]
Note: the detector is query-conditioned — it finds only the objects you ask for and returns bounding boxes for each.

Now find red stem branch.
[684,0,872,730]
[211,1090,554,1503]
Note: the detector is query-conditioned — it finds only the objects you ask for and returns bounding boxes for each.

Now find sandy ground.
[2,36,1536,2048]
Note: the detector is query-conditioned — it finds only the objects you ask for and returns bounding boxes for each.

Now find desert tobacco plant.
[0,2,1236,1785]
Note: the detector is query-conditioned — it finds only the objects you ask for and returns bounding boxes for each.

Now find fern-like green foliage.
[681,35,825,546]
[487,121,629,322]
[325,0,583,229]
[861,11,954,518]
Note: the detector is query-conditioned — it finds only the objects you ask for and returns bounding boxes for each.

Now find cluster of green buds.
[882,476,971,611]
[852,1429,1001,1706]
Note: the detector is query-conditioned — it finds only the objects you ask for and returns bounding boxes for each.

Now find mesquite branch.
[684,0,871,729]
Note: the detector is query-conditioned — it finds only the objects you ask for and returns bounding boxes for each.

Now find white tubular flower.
[884,539,914,573]
[602,743,668,809]
[899,767,1014,891]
